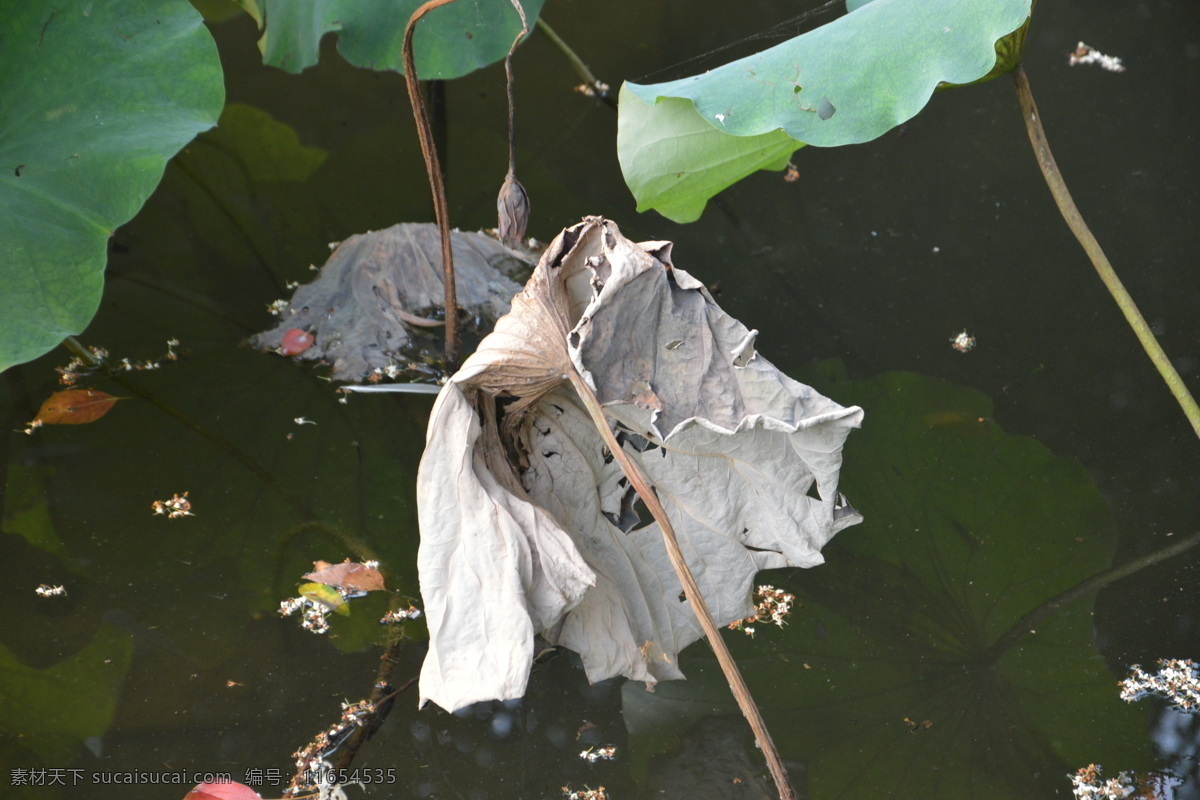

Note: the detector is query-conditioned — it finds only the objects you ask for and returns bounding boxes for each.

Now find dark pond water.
[3,0,1199,798]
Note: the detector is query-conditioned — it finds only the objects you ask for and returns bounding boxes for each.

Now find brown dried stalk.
[402,0,460,369]
[566,368,797,800]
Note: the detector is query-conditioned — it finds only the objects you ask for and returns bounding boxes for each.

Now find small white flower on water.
[950,330,976,353]
[579,745,617,763]
[1069,42,1126,73]
[1120,659,1200,713]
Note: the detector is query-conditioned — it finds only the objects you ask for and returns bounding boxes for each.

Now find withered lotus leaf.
[251,223,534,380]
[416,217,863,712]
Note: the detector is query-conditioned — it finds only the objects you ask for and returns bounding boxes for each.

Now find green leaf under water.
[0,623,133,764]
[232,0,546,79]
[625,368,1151,799]
[0,0,225,374]
[618,0,1032,222]
[2,465,68,562]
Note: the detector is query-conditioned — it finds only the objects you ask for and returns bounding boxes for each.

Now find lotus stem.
[566,368,796,800]
[1012,65,1200,441]
[403,0,460,370]
[534,18,615,108]
[497,1,532,249]
[505,1,527,177]
[986,529,1200,661]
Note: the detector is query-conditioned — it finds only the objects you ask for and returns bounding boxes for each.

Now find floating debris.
[579,745,617,763]
[151,492,193,519]
[1069,42,1125,73]
[1069,764,1178,800]
[380,606,423,625]
[728,584,797,637]
[1120,658,1200,713]
[950,330,976,353]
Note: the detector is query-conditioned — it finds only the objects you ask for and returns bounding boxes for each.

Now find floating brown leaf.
[416,217,862,712]
[34,389,119,425]
[303,559,386,592]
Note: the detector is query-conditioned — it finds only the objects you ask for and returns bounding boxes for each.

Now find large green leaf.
[617,84,802,223]
[624,368,1152,799]
[233,0,546,79]
[618,0,1032,222]
[0,0,224,374]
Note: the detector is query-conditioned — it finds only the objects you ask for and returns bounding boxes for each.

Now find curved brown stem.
[504,1,527,178]
[566,369,796,800]
[403,1,460,370]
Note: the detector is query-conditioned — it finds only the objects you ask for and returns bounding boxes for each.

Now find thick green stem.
[1012,66,1200,441]
[565,369,796,800]
[403,1,460,370]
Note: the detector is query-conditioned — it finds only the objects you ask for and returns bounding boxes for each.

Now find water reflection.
[4,0,1199,798]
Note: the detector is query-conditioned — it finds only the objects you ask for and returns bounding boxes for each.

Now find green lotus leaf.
[618,0,1031,221]
[0,0,224,374]
[617,84,802,224]
[233,0,546,79]
[624,367,1151,799]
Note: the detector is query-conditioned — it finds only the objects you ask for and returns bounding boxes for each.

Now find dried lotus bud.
[497,171,530,250]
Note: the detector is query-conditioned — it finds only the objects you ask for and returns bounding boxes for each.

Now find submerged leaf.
[416,217,862,712]
[34,390,119,425]
[0,622,133,763]
[624,368,1152,798]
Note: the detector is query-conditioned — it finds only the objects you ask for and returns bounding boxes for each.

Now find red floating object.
[183,781,262,800]
[280,329,314,356]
